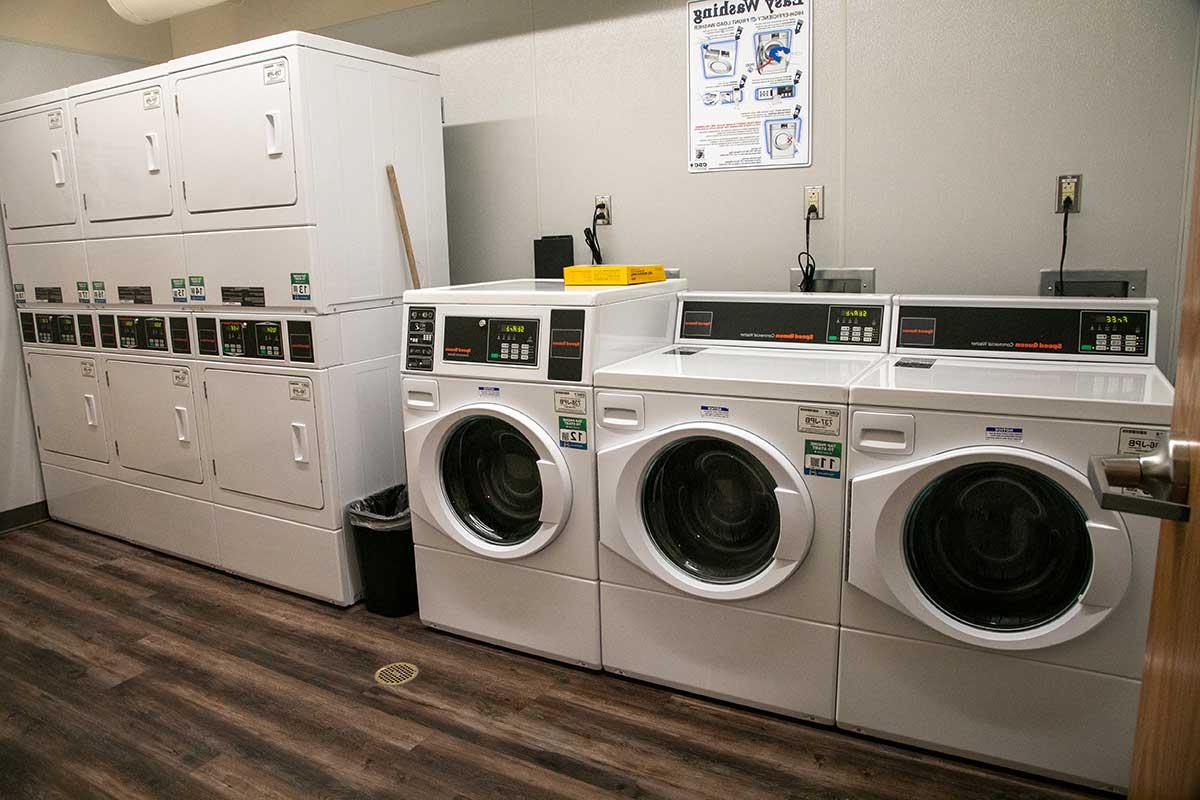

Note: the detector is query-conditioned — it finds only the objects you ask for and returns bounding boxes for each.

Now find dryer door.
[107,360,202,483]
[410,404,572,560]
[204,369,324,509]
[26,352,109,463]
[600,422,815,601]
[849,445,1132,651]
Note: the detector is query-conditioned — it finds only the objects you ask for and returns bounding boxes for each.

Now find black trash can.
[348,485,418,617]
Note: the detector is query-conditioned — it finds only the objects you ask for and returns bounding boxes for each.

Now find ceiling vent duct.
[108,0,226,25]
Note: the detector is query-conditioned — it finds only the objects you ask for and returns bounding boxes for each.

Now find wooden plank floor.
[0,522,1110,800]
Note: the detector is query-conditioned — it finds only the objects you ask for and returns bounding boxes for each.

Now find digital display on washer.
[442,316,539,366]
[678,300,884,346]
[895,305,1150,357]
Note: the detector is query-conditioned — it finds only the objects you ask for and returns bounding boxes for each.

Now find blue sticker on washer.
[700,405,729,419]
[559,416,588,450]
[985,426,1023,443]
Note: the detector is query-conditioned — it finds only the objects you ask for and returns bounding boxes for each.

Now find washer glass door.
[442,416,544,546]
[903,462,1093,632]
[642,436,781,583]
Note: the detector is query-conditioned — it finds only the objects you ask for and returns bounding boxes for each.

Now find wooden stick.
[386,164,422,290]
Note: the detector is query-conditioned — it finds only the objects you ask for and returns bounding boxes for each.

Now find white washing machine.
[400,279,686,668]
[595,292,892,721]
[840,296,1174,791]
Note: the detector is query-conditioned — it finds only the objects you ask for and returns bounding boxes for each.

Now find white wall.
[323,0,1199,373]
[0,38,145,515]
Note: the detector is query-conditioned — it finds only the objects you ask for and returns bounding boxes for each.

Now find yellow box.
[562,265,666,285]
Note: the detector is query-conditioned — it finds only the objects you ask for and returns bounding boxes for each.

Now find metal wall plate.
[1037,269,1147,297]
[790,267,876,293]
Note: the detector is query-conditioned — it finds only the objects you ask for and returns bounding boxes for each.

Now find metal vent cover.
[374,662,419,686]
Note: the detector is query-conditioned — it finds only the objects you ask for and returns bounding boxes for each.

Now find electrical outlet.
[594,195,612,226]
[1056,174,1081,213]
[804,185,824,219]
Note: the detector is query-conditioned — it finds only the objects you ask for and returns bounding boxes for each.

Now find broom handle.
[386,164,422,290]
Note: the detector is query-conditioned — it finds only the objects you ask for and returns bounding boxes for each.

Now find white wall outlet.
[1056,174,1081,213]
[804,185,824,219]
[594,195,612,226]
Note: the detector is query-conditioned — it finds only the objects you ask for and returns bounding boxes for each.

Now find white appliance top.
[404,278,688,307]
[167,30,439,76]
[851,355,1174,425]
[69,63,169,98]
[0,89,67,117]
[595,345,884,403]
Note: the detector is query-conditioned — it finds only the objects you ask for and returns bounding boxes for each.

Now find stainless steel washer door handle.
[1088,437,1192,522]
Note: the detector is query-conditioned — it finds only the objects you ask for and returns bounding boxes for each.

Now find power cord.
[584,205,604,265]
[1056,196,1072,296]
[795,204,819,292]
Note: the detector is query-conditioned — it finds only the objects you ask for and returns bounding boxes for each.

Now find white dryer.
[840,296,1174,791]
[401,279,686,668]
[595,292,892,721]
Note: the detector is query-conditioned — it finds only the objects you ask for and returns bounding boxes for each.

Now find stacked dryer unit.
[840,296,1174,790]
[2,32,449,604]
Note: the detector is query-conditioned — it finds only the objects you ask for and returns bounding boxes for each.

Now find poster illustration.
[687,0,812,172]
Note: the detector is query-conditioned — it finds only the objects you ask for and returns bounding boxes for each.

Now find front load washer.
[840,295,1174,791]
[401,279,686,668]
[595,292,892,720]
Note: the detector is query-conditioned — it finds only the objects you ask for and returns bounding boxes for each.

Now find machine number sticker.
[559,416,588,450]
[985,426,1023,443]
[700,404,729,419]
[188,276,206,302]
[91,281,106,304]
[172,368,190,387]
[81,361,95,378]
[142,88,161,110]
[291,272,311,301]
[47,110,62,129]
[554,390,587,414]
[288,381,311,402]
[798,406,841,436]
[803,440,842,478]
[75,281,90,303]
[13,283,25,304]
[1117,428,1165,498]
[171,277,188,303]
[264,60,287,84]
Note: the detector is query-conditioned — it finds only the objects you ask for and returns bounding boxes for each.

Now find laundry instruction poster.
[687,0,812,172]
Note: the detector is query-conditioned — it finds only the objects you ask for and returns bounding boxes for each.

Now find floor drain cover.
[374,662,419,686]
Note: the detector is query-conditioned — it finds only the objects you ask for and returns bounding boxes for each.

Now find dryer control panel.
[33,313,77,346]
[117,315,169,351]
[894,302,1153,359]
[195,317,316,363]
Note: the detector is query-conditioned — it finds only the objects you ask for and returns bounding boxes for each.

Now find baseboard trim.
[0,501,49,535]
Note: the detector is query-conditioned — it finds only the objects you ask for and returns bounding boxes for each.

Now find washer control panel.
[678,299,888,349]
[406,306,435,371]
[441,316,540,367]
[895,304,1151,358]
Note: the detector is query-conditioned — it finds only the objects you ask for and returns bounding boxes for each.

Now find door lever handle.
[1088,437,1192,522]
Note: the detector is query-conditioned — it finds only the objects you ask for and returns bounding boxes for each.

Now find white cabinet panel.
[8,240,89,306]
[86,234,185,310]
[26,353,109,463]
[204,369,323,509]
[0,103,78,239]
[107,360,203,484]
[175,57,297,215]
[73,84,174,226]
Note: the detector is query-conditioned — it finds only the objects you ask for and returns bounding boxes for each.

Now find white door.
[26,353,108,463]
[204,369,323,508]
[107,360,202,483]
[175,58,297,214]
[0,106,78,231]
[73,86,174,223]
[599,422,815,601]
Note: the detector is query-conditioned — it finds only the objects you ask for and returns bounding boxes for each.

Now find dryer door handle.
[291,422,310,464]
[536,459,563,523]
[83,394,98,427]
[174,406,191,443]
